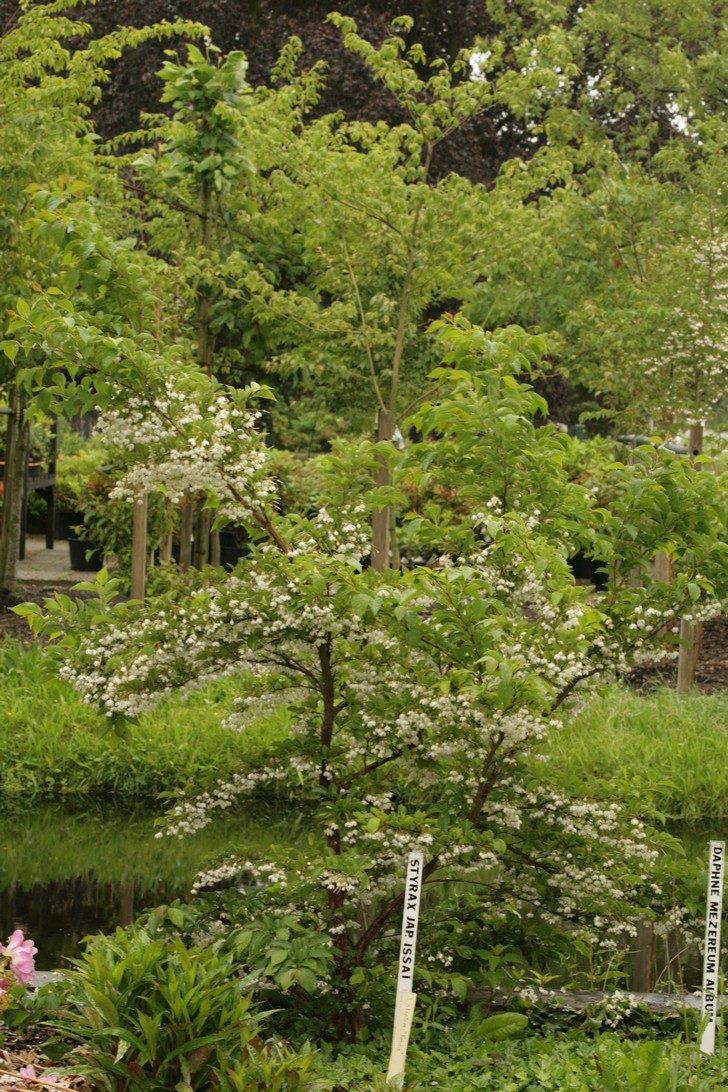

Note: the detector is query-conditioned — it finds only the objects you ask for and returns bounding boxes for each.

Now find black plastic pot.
[55,509,83,541]
[68,536,103,571]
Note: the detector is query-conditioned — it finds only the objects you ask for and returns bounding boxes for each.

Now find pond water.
[0,802,305,969]
[1,806,722,986]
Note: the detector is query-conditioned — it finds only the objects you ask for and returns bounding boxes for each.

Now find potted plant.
[55,452,98,539]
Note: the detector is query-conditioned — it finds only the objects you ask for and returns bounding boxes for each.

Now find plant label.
[386,990,417,1083]
[700,839,725,1054]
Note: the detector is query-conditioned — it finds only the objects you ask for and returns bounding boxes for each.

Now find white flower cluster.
[97,380,277,523]
[288,504,370,560]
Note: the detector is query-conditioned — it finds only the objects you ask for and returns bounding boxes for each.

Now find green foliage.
[34,319,728,1042]
[310,1025,728,1090]
[47,925,314,1090]
[475,1012,529,1042]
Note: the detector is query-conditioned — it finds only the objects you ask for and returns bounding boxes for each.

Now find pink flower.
[1,930,37,986]
[19,1065,58,1084]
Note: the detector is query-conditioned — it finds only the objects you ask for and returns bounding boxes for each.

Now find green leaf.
[295,967,317,993]
[351,593,371,618]
[0,341,19,363]
[476,1012,528,1041]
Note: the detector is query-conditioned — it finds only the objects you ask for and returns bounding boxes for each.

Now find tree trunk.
[194,504,211,569]
[371,410,393,572]
[0,393,29,594]
[196,176,213,374]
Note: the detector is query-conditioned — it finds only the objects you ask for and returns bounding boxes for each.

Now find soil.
[0,585,92,645]
[624,617,728,694]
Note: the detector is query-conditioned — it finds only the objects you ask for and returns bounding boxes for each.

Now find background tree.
[0,1,204,591]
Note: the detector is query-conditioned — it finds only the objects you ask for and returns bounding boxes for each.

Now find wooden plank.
[468,987,720,1014]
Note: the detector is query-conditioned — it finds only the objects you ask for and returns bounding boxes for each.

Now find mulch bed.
[0,1030,88,1090]
[0,587,57,645]
[625,617,728,693]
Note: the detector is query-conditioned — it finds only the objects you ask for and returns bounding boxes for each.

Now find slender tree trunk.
[194,505,211,569]
[371,410,393,572]
[0,393,29,594]
[196,176,213,372]
[389,504,400,570]
[193,174,215,571]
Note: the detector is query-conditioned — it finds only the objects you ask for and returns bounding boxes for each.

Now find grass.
[4,634,728,824]
[0,640,290,803]
[543,683,728,820]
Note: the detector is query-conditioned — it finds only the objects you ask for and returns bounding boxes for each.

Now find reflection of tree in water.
[0,877,180,970]
[0,803,305,968]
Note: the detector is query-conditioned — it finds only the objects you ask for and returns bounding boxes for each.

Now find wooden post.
[130,493,148,601]
[179,495,193,572]
[632,919,656,992]
[651,551,672,584]
[118,882,135,928]
[210,528,221,568]
[161,531,173,565]
[677,423,704,693]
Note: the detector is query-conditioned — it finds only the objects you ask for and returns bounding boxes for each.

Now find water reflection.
[0,802,302,969]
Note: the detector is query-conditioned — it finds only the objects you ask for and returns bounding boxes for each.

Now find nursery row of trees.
[3,0,728,1046]
[2,0,728,584]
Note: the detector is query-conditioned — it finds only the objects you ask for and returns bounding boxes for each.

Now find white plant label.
[386,990,417,1083]
[388,851,424,1080]
[700,839,725,1055]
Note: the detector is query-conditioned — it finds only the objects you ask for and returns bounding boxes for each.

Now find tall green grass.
[544,684,728,820]
[0,641,289,803]
[4,637,728,822]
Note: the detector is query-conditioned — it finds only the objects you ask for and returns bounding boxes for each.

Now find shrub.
[47,926,314,1090]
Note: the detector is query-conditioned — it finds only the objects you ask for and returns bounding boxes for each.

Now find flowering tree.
[20,319,728,1039]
